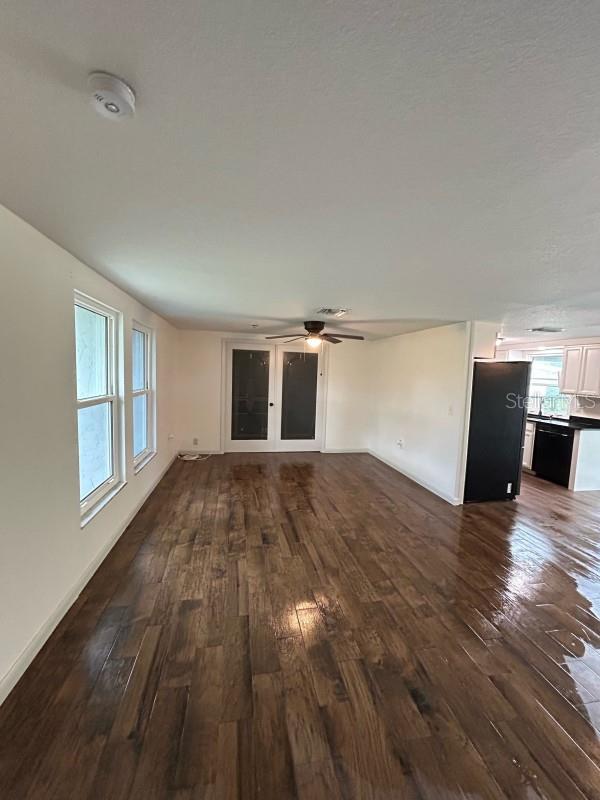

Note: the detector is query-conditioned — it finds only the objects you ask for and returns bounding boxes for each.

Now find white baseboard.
[366,450,462,506]
[179,449,224,455]
[0,453,178,707]
[321,448,369,454]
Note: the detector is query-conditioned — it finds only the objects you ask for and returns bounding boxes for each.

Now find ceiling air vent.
[527,326,565,333]
[316,308,349,318]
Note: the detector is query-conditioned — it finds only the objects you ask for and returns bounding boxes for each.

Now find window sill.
[134,449,157,475]
[80,480,127,528]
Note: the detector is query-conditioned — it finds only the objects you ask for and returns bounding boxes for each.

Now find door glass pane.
[75,305,108,399]
[281,352,318,440]
[132,329,147,392]
[133,394,148,456]
[78,402,112,500]
[231,349,270,440]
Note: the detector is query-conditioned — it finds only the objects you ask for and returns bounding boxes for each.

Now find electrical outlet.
[396,439,404,448]
[193,437,199,446]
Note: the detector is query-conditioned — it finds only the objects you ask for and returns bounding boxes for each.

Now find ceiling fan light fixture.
[265,321,364,345]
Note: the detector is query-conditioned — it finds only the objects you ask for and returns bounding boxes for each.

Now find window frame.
[131,321,156,473]
[523,347,571,418]
[74,291,124,524]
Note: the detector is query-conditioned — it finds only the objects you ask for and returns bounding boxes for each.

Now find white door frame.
[223,341,276,452]
[222,339,327,453]
[273,342,326,452]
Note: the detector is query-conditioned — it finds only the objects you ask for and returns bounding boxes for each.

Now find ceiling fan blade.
[265,333,304,339]
[284,337,305,343]
[323,335,342,344]
[328,334,365,340]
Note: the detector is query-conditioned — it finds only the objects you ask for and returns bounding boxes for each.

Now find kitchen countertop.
[527,414,600,431]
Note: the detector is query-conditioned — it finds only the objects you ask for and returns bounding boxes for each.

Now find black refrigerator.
[464,360,530,503]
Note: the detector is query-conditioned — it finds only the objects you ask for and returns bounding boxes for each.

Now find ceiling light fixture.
[88,72,136,120]
[266,321,364,346]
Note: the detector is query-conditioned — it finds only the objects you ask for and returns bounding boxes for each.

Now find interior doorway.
[223,341,325,452]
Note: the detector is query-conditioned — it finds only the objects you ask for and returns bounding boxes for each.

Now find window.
[74,294,123,520]
[132,323,155,469]
[527,351,571,418]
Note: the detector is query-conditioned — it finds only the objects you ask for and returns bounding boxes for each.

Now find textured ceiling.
[2,1,600,338]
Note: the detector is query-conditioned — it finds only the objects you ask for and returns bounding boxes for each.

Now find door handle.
[269,402,274,407]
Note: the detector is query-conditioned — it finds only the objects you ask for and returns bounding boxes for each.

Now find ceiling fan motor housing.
[304,321,325,334]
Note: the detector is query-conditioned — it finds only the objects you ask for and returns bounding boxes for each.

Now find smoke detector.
[88,72,136,119]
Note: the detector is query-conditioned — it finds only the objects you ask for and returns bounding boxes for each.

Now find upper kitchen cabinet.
[580,345,600,396]
[560,347,582,394]
[559,345,600,396]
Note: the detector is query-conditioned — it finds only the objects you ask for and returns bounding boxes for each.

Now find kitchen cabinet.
[579,345,600,396]
[526,415,600,490]
[523,421,535,469]
[559,345,600,396]
[560,347,583,394]
[532,422,574,487]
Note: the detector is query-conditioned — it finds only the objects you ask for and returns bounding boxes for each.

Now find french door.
[224,341,325,452]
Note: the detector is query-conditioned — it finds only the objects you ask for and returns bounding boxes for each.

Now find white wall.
[176,331,224,452]
[322,341,371,451]
[366,323,471,504]
[470,321,498,359]
[0,205,178,704]
[174,330,371,453]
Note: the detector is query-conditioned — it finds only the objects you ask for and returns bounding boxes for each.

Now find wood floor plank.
[88,624,165,800]
[128,686,188,800]
[323,658,420,798]
[175,644,224,790]
[277,636,332,769]
[242,672,297,800]
[222,615,252,721]
[297,606,349,706]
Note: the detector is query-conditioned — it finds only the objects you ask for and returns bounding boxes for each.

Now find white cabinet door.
[560,347,583,394]
[523,422,535,469]
[579,346,600,397]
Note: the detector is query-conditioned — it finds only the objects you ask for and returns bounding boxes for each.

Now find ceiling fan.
[266,320,365,346]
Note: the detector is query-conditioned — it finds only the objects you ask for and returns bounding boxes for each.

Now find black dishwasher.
[531,422,574,487]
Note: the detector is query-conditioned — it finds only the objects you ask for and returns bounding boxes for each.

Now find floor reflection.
[455,474,600,758]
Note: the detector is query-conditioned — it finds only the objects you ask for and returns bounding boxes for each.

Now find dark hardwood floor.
[2,453,600,798]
